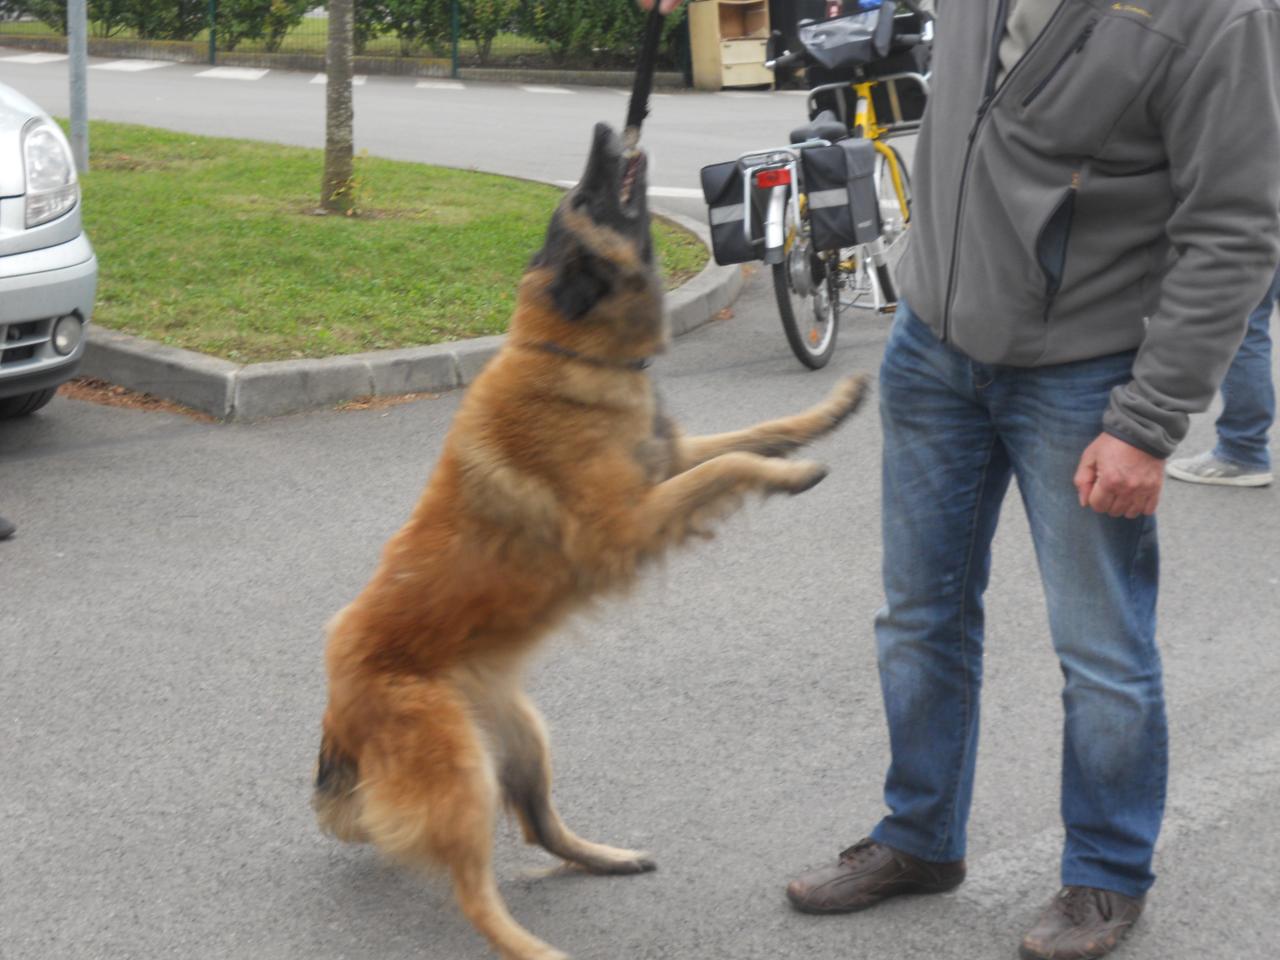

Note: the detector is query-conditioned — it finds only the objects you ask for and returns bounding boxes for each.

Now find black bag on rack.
[700,161,762,266]
[797,3,896,85]
[800,137,880,250]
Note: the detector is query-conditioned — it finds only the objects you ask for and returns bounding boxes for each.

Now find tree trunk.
[322,0,355,214]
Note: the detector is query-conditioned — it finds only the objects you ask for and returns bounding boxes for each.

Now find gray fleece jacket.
[897,0,1280,457]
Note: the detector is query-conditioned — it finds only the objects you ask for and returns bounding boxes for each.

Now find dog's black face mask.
[531,123,654,322]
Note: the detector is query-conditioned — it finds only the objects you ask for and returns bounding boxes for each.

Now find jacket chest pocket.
[1009,13,1170,154]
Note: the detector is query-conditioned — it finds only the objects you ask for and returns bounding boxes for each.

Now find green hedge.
[2,0,688,67]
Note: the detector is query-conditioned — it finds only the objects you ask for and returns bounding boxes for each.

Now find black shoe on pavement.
[0,515,14,541]
[786,838,966,914]
[1020,886,1145,960]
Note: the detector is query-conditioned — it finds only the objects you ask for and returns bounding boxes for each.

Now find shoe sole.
[1018,931,1128,960]
[786,879,965,915]
[1165,464,1273,487]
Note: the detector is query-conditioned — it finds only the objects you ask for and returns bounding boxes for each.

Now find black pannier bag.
[700,161,762,266]
[801,137,880,250]
[797,3,897,86]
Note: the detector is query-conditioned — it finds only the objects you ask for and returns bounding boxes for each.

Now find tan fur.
[314,194,867,960]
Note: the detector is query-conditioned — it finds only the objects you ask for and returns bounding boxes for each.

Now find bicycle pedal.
[877,302,898,315]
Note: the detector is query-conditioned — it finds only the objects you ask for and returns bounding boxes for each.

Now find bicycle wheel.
[772,198,839,370]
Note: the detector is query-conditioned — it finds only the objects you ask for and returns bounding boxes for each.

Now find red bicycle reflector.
[754,168,791,189]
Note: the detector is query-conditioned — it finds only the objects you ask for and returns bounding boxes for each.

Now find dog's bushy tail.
[313,730,367,843]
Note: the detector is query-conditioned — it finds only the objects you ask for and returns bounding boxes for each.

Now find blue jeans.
[869,304,1167,899]
[1214,266,1280,470]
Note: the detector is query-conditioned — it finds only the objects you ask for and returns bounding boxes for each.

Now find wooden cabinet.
[690,0,774,91]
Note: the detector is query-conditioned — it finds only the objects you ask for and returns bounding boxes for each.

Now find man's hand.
[1073,433,1165,519]
[637,0,685,12]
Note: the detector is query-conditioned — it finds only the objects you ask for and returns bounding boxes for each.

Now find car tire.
[0,387,58,419]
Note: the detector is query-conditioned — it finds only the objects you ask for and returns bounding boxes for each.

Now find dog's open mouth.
[620,149,646,212]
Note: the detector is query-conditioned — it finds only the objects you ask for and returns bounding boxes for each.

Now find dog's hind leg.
[673,374,867,471]
[359,684,567,960]
[498,692,656,875]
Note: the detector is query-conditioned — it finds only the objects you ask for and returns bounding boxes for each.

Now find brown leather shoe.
[1019,886,1145,959]
[786,838,966,914]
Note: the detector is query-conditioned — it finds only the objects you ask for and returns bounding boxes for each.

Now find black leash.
[624,5,666,146]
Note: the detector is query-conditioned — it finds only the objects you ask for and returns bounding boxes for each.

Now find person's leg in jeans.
[1215,266,1280,470]
[1168,266,1279,484]
[994,352,1167,898]
[868,304,1013,863]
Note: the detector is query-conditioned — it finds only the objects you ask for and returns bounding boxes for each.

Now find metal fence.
[0,2,691,81]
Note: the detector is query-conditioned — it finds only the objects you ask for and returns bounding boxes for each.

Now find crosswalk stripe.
[195,66,269,81]
[415,79,465,90]
[90,59,174,72]
[521,84,572,94]
[0,52,68,64]
[555,180,703,200]
[310,73,366,84]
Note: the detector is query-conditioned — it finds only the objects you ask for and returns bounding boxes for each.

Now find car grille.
[0,319,54,367]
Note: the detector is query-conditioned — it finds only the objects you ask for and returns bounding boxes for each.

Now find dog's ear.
[547,245,617,321]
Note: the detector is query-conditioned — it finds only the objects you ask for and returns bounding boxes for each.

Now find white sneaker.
[1165,451,1273,487]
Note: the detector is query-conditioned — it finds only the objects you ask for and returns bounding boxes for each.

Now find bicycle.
[700,1,931,369]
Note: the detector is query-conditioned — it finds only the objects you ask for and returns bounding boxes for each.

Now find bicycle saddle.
[790,110,849,144]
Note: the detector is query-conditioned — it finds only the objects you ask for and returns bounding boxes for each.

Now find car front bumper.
[0,232,97,400]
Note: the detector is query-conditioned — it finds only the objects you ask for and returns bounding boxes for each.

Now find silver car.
[0,80,97,418]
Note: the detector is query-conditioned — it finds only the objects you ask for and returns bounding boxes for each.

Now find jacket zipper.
[940,0,1070,344]
[1021,18,1099,108]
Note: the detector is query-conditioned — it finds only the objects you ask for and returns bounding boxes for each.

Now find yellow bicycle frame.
[851,79,911,225]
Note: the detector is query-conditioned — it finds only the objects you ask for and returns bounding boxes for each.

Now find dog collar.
[522,340,653,371]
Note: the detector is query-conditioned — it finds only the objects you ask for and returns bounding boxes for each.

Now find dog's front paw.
[820,374,870,428]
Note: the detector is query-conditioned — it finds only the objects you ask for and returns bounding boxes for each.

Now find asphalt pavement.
[2,49,1279,960]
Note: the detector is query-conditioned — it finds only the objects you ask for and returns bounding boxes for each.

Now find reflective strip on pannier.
[708,203,746,226]
[807,188,850,210]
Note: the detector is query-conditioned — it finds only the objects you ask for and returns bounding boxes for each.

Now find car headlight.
[23,120,79,228]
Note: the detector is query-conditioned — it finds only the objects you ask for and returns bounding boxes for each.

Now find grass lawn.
[77,122,707,363]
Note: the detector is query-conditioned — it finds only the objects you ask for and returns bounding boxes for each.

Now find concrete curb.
[80,213,741,421]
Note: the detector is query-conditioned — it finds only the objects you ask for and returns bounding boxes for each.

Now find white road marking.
[310,73,366,84]
[0,52,68,64]
[195,66,269,81]
[555,180,703,200]
[521,84,572,94]
[648,186,705,199]
[415,79,465,90]
[90,59,175,72]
